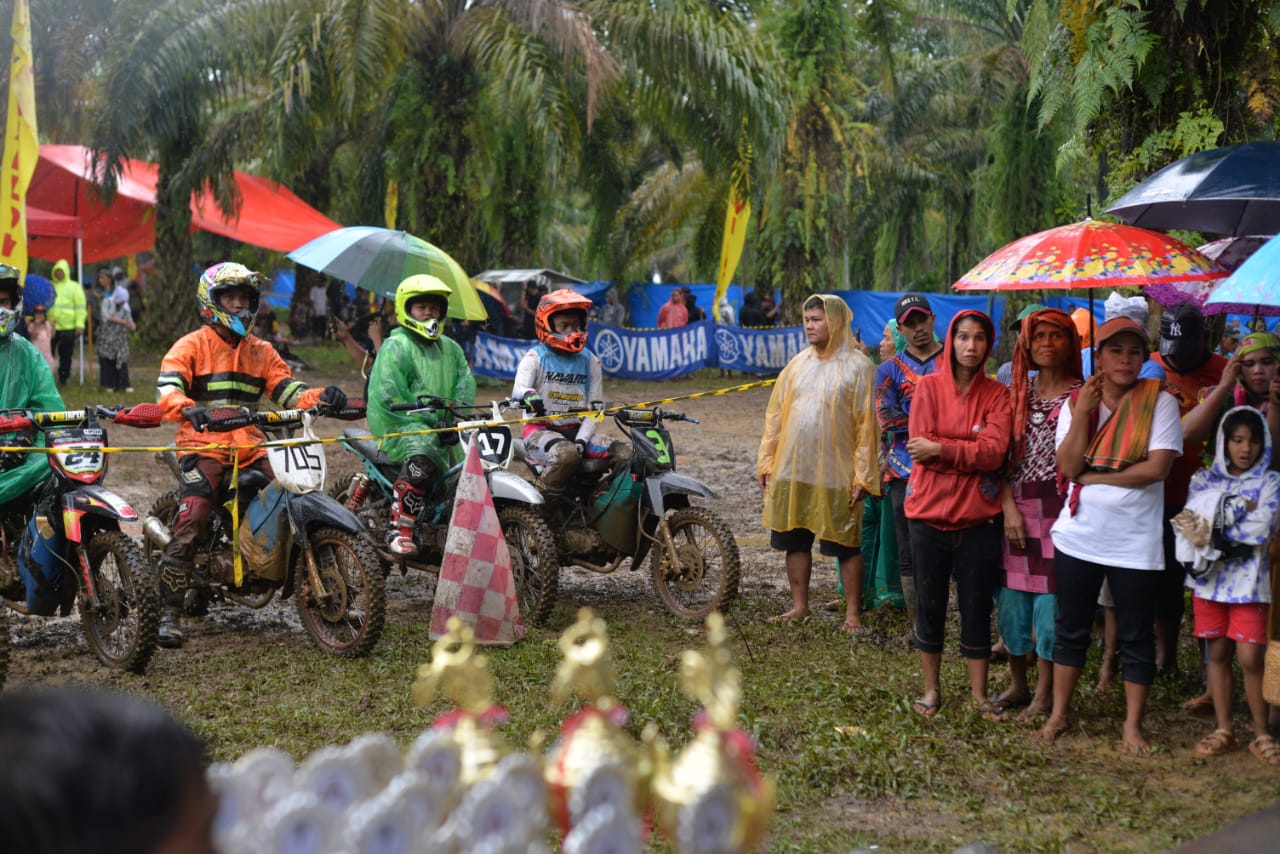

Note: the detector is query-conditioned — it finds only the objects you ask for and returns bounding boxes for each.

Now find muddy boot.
[157,555,194,649]
[535,440,581,500]
[388,480,423,556]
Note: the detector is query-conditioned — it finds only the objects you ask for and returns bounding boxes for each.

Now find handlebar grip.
[389,402,421,412]
[203,408,254,431]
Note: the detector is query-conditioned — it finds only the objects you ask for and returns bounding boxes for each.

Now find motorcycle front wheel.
[296,527,386,657]
[650,506,741,619]
[81,530,160,673]
[496,506,558,626]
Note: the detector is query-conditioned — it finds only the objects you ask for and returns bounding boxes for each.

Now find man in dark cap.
[875,294,944,631]
[1151,302,1227,674]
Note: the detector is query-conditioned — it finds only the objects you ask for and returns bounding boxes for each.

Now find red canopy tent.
[26,144,341,265]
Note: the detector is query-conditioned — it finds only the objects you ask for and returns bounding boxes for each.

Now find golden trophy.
[543,608,648,836]
[651,612,775,852]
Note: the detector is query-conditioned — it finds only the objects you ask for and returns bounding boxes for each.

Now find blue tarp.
[626,284,745,328]
[266,269,358,310]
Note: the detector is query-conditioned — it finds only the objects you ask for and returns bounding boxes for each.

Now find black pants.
[908,518,1001,658]
[888,479,913,579]
[1153,505,1188,623]
[53,329,76,384]
[1052,549,1156,686]
[98,358,130,391]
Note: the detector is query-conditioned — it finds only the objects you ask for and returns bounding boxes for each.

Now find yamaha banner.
[471,320,807,380]
[713,324,808,374]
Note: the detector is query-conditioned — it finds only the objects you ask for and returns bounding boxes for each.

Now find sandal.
[911,698,941,718]
[1194,728,1238,758]
[975,700,1008,723]
[1249,734,1280,766]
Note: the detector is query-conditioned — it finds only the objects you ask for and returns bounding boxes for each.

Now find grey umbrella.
[1105,141,1280,237]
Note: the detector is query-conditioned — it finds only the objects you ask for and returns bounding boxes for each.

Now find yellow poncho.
[756,295,880,547]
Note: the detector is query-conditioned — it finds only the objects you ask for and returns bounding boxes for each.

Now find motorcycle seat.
[342,428,398,476]
[233,469,272,504]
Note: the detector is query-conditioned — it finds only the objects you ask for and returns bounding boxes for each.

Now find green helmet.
[0,264,22,339]
[395,274,451,342]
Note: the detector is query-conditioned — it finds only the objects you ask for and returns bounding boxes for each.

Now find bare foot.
[992,690,1030,709]
[767,608,810,624]
[1121,725,1150,756]
[841,619,868,636]
[1017,700,1051,724]
[1038,715,1068,743]
[821,598,843,612]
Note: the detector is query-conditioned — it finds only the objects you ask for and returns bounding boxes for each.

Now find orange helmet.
[535,288,591,353]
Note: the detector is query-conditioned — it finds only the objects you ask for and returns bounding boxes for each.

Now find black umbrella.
[1105,141,1280,237]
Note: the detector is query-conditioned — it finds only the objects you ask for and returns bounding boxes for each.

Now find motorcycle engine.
[560,526,604,556]
[208,552,235,584]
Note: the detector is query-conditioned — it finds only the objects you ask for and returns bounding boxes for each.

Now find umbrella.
[20,274,56,313]
[953,219,1229,292]
[1144,236,1280,315]
[1105,141,1280,236]
[1207,233,1280,311]
[287,226,486,321]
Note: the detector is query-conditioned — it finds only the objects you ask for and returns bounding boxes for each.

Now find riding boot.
[389,480,424,556]
[157,554,194,649]
[536,440,582,500]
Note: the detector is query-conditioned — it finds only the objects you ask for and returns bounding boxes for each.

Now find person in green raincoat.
[366,275,475,556]
[0,264,64,513]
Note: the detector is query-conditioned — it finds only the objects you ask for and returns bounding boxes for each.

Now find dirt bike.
[328,396,561,625]
[523,404,741,619]
[142,402,386,657]
[0,403,166,674]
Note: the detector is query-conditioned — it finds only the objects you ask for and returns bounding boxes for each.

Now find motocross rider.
[365,274,475,556]
[155,263,348,648]
[0,264,65,593]
[511,288,626,499]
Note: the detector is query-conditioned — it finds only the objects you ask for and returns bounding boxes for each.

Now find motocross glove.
[318,385,348,411]
[522,392,546,417]
[183,406,211,432]
[438,426,461,446]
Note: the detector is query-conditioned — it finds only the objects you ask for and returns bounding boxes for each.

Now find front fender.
[284,490,365,537]
[644,471,718,517]
[489,470,544,505]
[61,485,137,543]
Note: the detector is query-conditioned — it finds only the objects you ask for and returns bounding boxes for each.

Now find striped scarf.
[1064,378,1162,515]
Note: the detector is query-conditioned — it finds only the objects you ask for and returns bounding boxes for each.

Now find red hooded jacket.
[904,309,1012,530]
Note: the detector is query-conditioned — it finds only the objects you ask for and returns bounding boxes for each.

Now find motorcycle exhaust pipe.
[142,516,173,549]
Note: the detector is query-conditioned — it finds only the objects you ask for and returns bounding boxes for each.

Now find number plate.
[469,425,513,466]
[51,437,105,476]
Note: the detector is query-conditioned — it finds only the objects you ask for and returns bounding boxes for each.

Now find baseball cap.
[1159,302,1206,360]
[894,294,932,323]
[1008,302,1049,331]
[1096,316,1150,348]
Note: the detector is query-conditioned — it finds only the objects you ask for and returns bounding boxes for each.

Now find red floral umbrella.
[953,219,1229,292]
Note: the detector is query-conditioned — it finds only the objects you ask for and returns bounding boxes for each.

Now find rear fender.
[284,490,365,537]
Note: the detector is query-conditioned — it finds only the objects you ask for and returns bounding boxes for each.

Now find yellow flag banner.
[384,179,399,230]
[713,181,750,310]
[0,0,36,278]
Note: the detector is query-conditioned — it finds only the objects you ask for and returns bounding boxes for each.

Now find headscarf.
[1235,331,1280,361]
[1010,308,1083,464]
[937,309,996,390]
[805,294,854,360]
[1071,307,1094,348]
[889,319,906,354]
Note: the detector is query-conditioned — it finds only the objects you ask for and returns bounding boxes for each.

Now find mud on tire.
[81,530,160,673]
[496,506,558,626]
[296,526,386,657]
[650,506,740,619]
[144,491,210,617]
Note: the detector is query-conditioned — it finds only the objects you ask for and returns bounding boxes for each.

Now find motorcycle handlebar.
[189,401,361,432]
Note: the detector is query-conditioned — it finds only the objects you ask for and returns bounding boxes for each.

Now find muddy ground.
[3,374,791,683]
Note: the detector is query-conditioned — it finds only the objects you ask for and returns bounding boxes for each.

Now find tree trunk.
[141,151,198,347]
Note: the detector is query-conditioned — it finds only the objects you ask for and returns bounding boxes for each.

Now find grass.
[53,586,1278,852]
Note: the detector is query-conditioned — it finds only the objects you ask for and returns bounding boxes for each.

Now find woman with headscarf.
[993,308,1083,719]
[1045,316,1182,755]
[757,295,880,633]
[904,309,1012,718]
[96,274,135,392]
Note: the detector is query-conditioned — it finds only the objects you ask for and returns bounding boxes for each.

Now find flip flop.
[841,622,870,637]
[975,700,1008,723]
[911,698,941,718]
[991,692,1030,709]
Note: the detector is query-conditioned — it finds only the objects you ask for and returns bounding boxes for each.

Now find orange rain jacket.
[157,326,323,465]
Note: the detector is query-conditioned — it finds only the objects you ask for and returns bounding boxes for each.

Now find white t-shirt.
[310,285,328,317]
[1050,390,1182,570]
